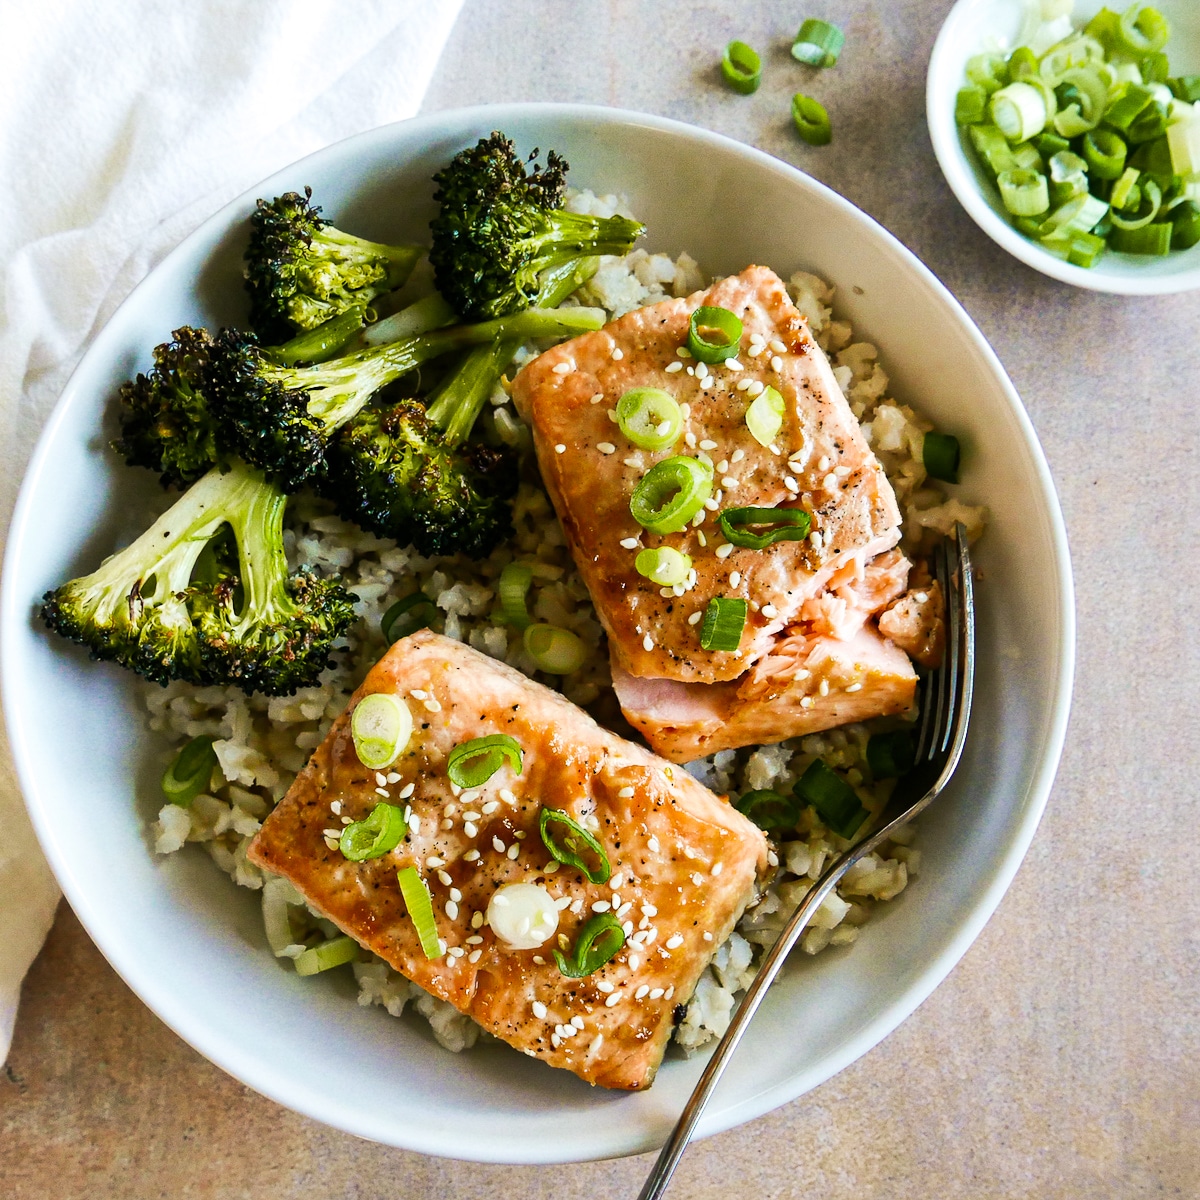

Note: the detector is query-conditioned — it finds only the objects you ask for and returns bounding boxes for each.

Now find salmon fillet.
[511,265,902,686]
[247,631,769,1090]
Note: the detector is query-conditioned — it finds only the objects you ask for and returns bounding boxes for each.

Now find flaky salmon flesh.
[247,631,769,1091]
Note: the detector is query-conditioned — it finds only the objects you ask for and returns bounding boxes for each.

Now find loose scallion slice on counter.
[686,305,743,362]
[554,913,625,978]
[791,18,844,67]
[717,506,811,549]
[446,733,523,788]
[791,93,832,145]
[795,760,867,839]
[735,788,801,830]
[635,546,693,587]
[998,168,1050,217]
[745,385,785,447]
[990,81,1049,141]
[630,455,714,534]
[722,40,763,94]
[539,808,612,884]
[866,730,916,779]
[351,692,413,770]
[161,735,218,807]
[293,935,360,977]
[381,592,436,643]
[699,596,747,652]
[498,561,533,630]
[616,387,683,451]
[922,431,961,484]
[523,623,587,674]
[397,866,442,959]
[340,801,408,861]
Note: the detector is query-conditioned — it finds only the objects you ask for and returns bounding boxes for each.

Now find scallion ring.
[1109,176,1162,230]
[498,562,533,630]
[381,592,437,643]
[745,385,785,447]
[923,431,961,484]
[735,788,801,831]
[721,40,762,94]
[616,387,683,451]
[339,801,408,862]
[791,18,844,67]
[293,935,359,977]
[955,85,988,124]
[717,506,811,550]
[630,455,714,534]
[1170,202,1200,250]
[989,81,1048,141]
[699,596,747,652]
[1109,220,1173,255]
[446,733,523,788]
[538,808,612,885]
[523,624,587,674]
[161,735,218,807]
[998,168,1050,217]
[1116,3,1170,56]
[350,692,413,770]
[635,546,693,587]
[397,866,442,959]
[795,759,867,839]
[792,93,832,145]
[686,306,743,363]
[1082,128,1127,180]
[553,913,625,978]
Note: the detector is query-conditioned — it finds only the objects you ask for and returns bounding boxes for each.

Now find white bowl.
[0,104,1074,1163]
[928,0,1200,293]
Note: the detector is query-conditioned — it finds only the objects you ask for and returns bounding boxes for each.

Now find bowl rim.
[927,0,1200,295]
[1,101,1076,1162]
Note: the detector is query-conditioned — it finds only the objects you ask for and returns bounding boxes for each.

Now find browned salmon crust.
[511,265,902,687]
[247,631,769,1090]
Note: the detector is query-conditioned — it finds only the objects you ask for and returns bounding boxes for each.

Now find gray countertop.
[4,2,1198,1196]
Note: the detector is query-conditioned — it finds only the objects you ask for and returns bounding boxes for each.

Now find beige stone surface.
[3,1,1199,1196]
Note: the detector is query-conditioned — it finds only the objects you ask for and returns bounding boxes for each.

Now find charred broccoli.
[245,188,423,344]
[40,463,356,695]
[429,132,643,320]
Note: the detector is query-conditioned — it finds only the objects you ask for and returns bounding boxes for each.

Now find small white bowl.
[1,104,1074,1163]
[928,0,1200,293]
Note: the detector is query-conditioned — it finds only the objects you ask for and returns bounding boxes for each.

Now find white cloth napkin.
[0,0,463,1064]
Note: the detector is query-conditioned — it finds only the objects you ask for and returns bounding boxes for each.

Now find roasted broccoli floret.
[204,304,607,489]
[429,131,644,320]
[40,463,356,695]
[245,188,423,344]
[111,326,231,489]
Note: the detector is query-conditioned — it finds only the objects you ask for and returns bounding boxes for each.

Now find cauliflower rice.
[148,190,984,1059]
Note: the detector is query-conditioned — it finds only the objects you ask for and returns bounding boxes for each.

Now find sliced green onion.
[1126,99,1170,144]
[1168,75,1200,103]
[397,866,442,959]
[553,913,625,978]
[699,596,747,652]
[498,562,533,630]
[722,40,762,93]
[1011,141,1044,172]
[686,306,743,362]
[1037,193,1109,238]
[616,387,683,451]
[923,431,961,484]
[795,759,867,839]
[270,308,365,366]
[717,506,811,550]
[1047,150,1087,206]
[1109,220,1173,253]
[1111,166,1141,210]
[735,789,801,831]
[339,801,407,861]
[446,733,522,788]
[956,85,989,124]
[635,546,693,587]
[1036,130,1071,159]
[1170,202,1200,250]
[1038,35,1105,81]
[991,81,1048,141]
[161,735,217,807]
[1167,106,1200,178]
[1042,228,1108,267]
[745,385,785,447]
[969,123,1019,177]
[792,93,833,145]
[1104,83,1156,132]
[294,935,359,977]
[524,623,587,674]
[1109,176,1162,228]
[351,692,413,770]
[1051,66,1108,136]
[630,455,714,534]
[998,168,1051,216]
[1082,128,1128,179]
[1141,51,1170,85]
[866,731,916,779]
[1116,4,1169,56]
[967,52,1009,95]
[1008,46,1038,81]
[538,808,611,884]
[1084,7,1122,50]
[381,592,436,643]
[791,18,844,67]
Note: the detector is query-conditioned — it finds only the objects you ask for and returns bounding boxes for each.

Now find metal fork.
[637,523,975,1200]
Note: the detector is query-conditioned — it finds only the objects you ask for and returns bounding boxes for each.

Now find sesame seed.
[592,900,611,913]
[811,530,824,549]
[695,362,709,380]
[771,355,783,372]
[665,933,684,950]
[690,872,704,886]
[619,537,640,550]
[704,497,719,511]
[590,392,604,404]
[647,837,660,854]
[532,1000,548,1019]
[627,954,641,971]
[611,893,622,908]
[554,443,567,454]
[617,902,633,917]
[822,473,838,491]
[469,913,484,933]
[340,816,352,825]
[571,1015,586,1030]
[642,633,654,652]
[446,900,459,920]
[493,837,506,853]
[374,787,389,798]
[448,946,465,959]
[716,542,734,559]
[409,814,421,835]
[724,357,743,371]
[330,800,343,815]
[730,570,742,588]
[722,476,738,489]
[770,338,787,353]
[801,696,815,709]
[323,836,339,851]
[605,992,622,1008]
[687,611,703,625]
[373,772,387,787]
[468,949,482,963]
[656,419,673,437]
[717,459,729,473]
[464,821,478,838]
[649,987,664,1000]
[736,377,753,392]
[597,441,616,455]
[916,591,929,603]
[500,789,516,804]
[423,699,442,713]
[551,1033,561,1049]
[399,782,415,799]
[635,985,650,1000]
[677,345,692,358]
[784,475,800,493]
[448,887,463,903]
[818,679,830,697]
[438,869,453,887]
[507,843,520,860]
[846,681,864,693]
[544,861,560,873]
[623,456,641,469]
[686,365,695,376]
[612,347,624,360]
[596,980,615,993]
[767,851,779,868]
[437,939,448,955]
[665,986,675,1000]
[769,443,781,455]
[554,895,572,910]
[699,439,718,451]
[703,931,713,942]
[747,380,765,397]
[665,360,684,374]
[463,850,480,866]
[607,408,618,421]
[440,818,453,831]
[697,530,707,547]
[611,872,625,890]
[426,856,445,868]
[552,362,572,375]
[818,455,831,471]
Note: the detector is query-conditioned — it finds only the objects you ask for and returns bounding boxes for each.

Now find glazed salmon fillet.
[247,631,769,1090]
[511,265,902,687]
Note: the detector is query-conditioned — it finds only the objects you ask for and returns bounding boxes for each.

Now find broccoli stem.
[271,308,367,366]
[312,226,423,283]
